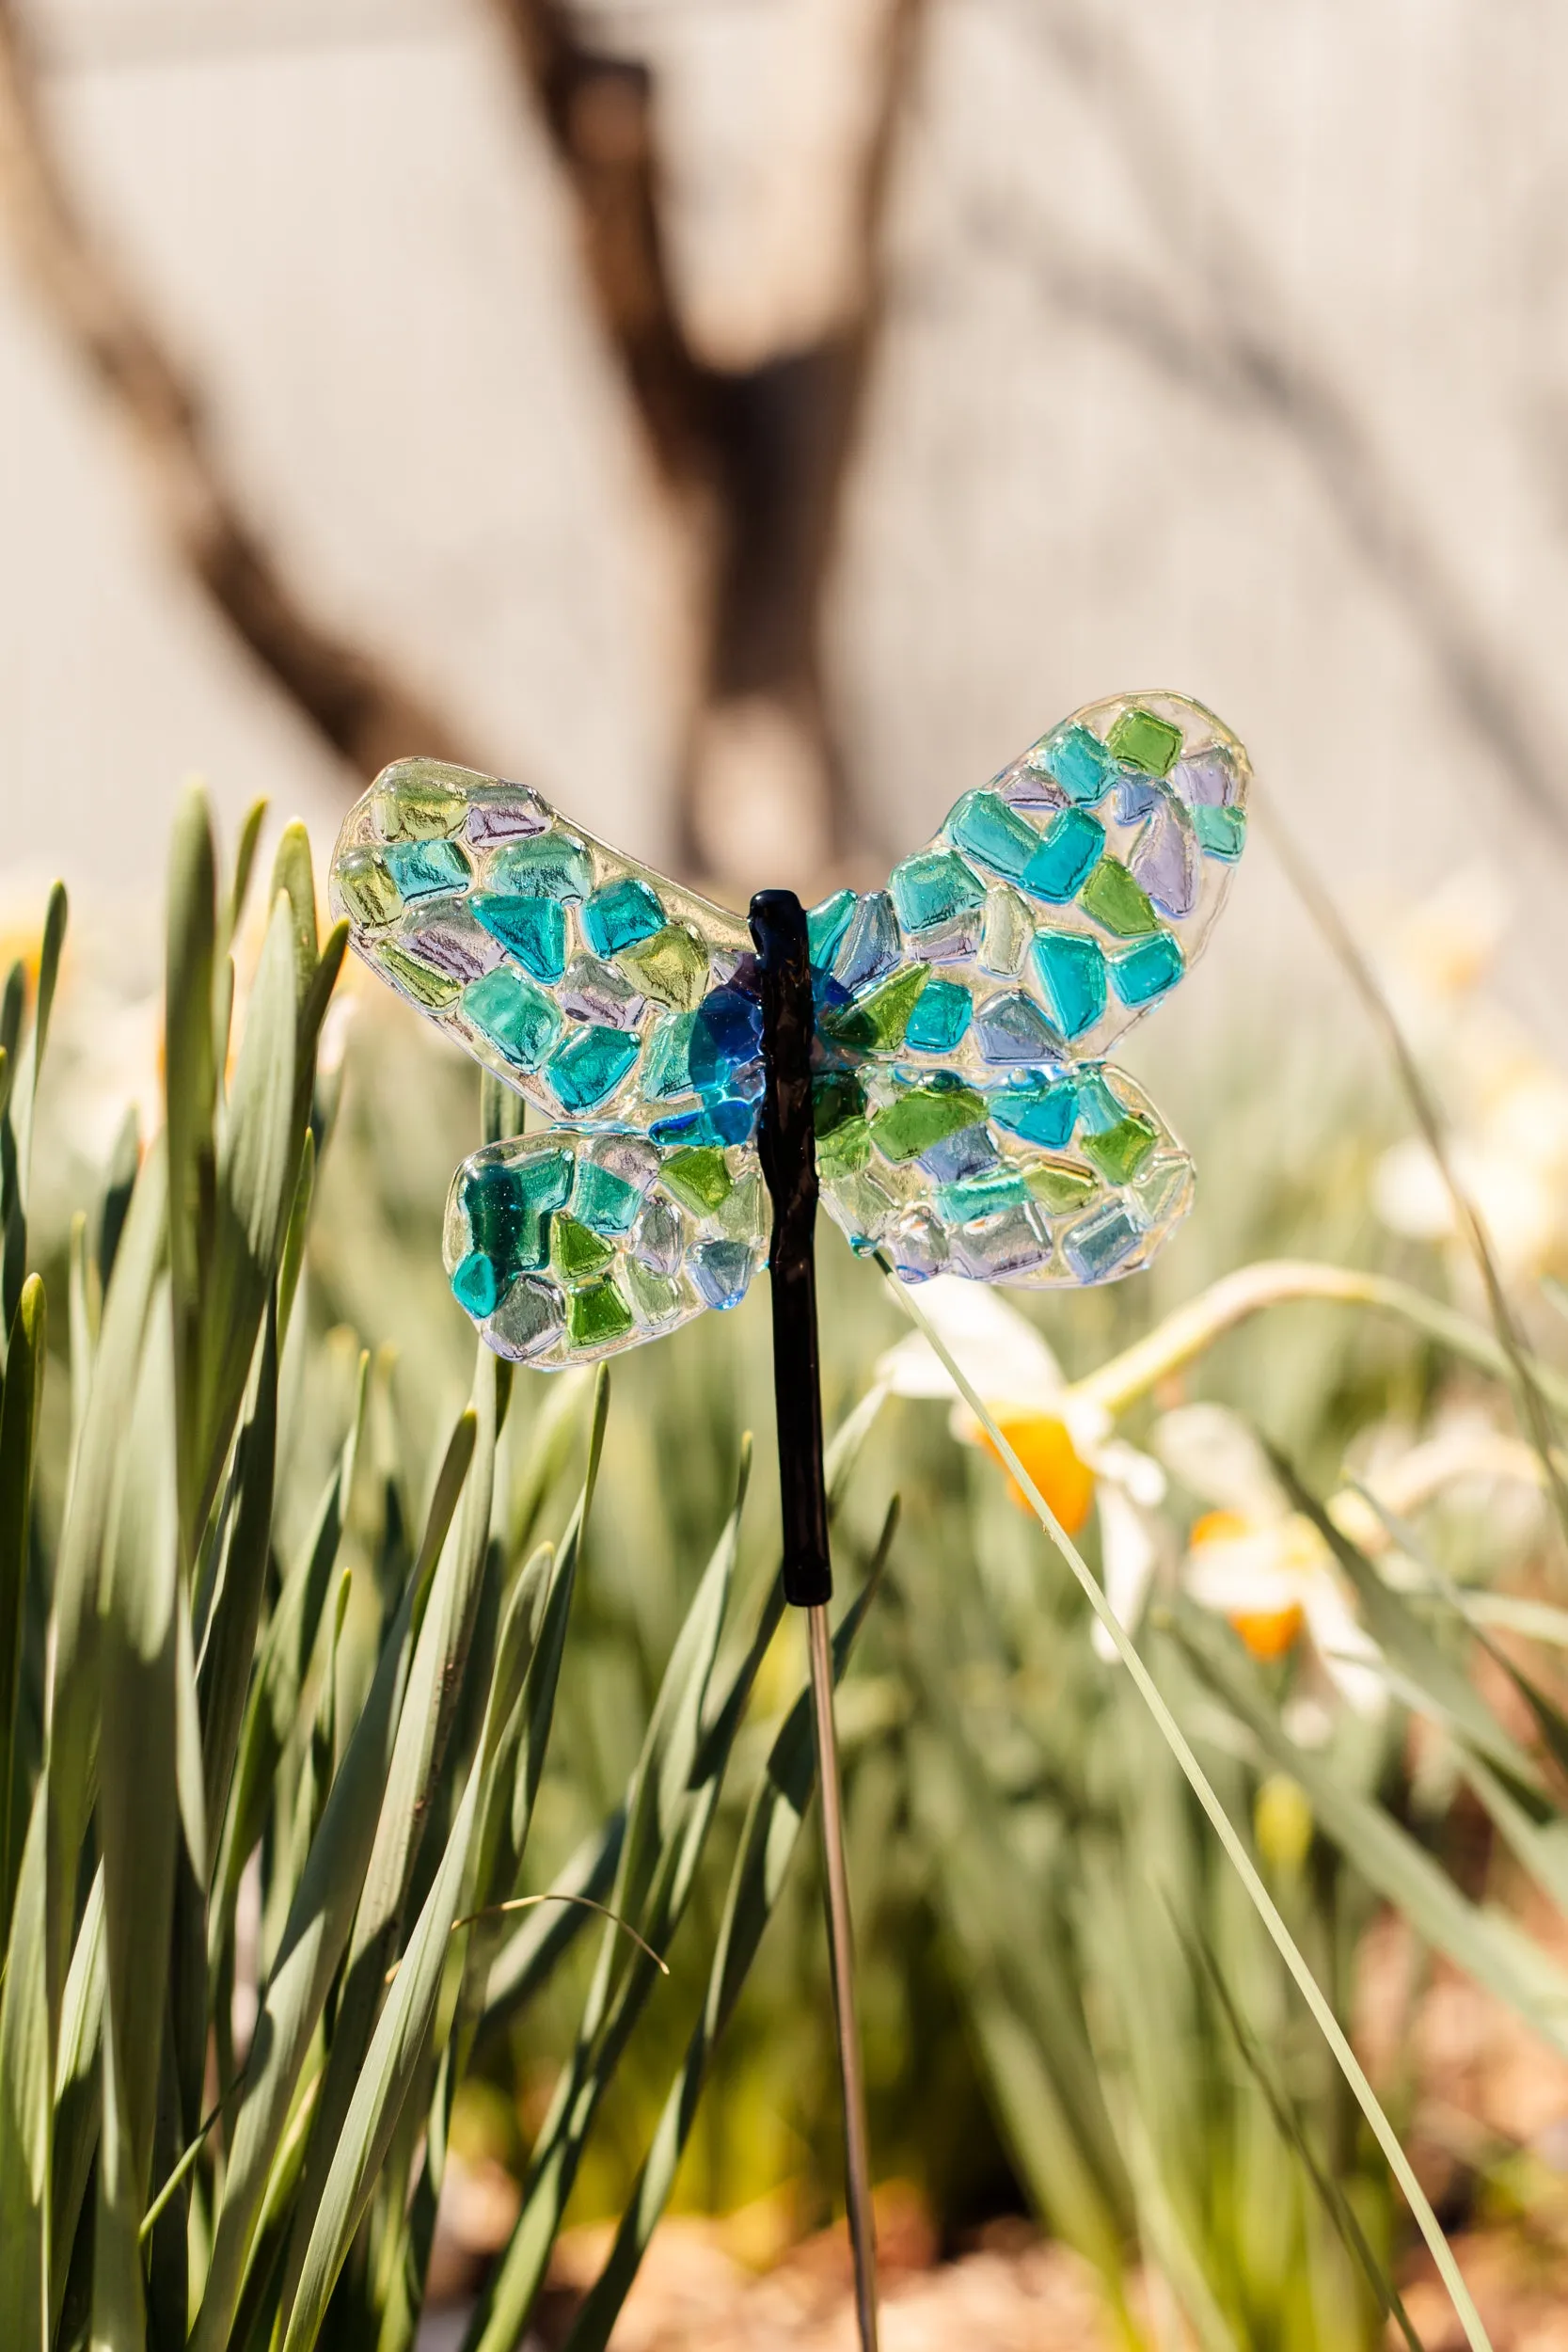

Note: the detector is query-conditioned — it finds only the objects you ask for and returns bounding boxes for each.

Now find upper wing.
[329,760,760,1142]
[806,690,1248,1075]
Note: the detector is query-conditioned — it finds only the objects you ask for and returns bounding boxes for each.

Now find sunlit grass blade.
[0,1781,53,2349]
[0,1274,45,1942]
[879,1255,1496,2352]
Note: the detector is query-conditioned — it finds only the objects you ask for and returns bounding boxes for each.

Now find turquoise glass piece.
[1031,724,1117,806]
[331,685,1246,1358]
[904,977,972,1054]
[806,888,857,969]
[583,876,665,957]
[463,968,562,1070]
[488,833,593,899]
[546,1024,641,1111]
[643,1010,697,1099]
[1193,803,1246,862]
[1113,932,1185,1007]
[690,1240,754,1310]
[889,850,986,936]
[1032,931,1106,1040]
[991,1077,1077,1149]
[451,1250,500,1319]
[947,792,1042,883]
[1021,810,1103,902]
[470,893,567,982]
[383,839,471,900]
[1064,1200,1143,1281]
[572,1158,642,1235]
[974,990,1060,1065]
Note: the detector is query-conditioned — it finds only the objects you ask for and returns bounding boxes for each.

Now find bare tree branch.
[0,0,480,785]
[992,0,1568,850]
[494,0,924,879]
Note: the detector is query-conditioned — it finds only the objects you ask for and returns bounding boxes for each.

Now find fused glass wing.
[328,690,1248,1368]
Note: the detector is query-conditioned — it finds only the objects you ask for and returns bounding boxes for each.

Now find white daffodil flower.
[876,1276,1168,1653]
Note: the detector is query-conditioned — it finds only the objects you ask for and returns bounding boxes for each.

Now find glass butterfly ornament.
[329,689,1249,1371]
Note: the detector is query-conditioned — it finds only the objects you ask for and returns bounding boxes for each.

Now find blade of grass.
[879,1254,1496,2352]
[0,1274,45,1941]
[0,1778,53,2348]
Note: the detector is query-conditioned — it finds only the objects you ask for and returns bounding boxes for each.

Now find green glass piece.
[813,1071,865,1136]
[904,977,972,1054]
[572,1159,641,1235]
[868,1083,986,1164]
[568,1277,635,1351]
[816,1117,872,1181]
[373,942,460,1009]
[1081,1112,1158,1185]
[819,961,931,1053]
[1031,931,1106,1039]
[1030,724,1117,805]
[546,1024,641,1112]
[1021,810,1103,902]
[1113,932,1185,1008]
[470,893,567,982]
[372,770,467,838]
[551,1213,615,1286]
[626,1257,689,1327]
[1024,1161,1098,1214]
[383,839,472,901]
[1080,858,1158,937]
[806,889,857,968]
[888,849,987,934]
[643,1011,696,1100]
[947,792,1042,883]
[617,924,709,1009]
[336,848,401,927]
[451,1250,500,1318]
[936,1168,1031,1223]
[1107,706,1182,776]
[1193,803,1246,862]
[583,876,664,958]
[463,967,562,1070]
[488,832,593,900]
[661,1146,732,1216]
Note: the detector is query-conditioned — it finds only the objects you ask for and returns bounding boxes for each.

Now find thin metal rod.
[808,1601,879,2352]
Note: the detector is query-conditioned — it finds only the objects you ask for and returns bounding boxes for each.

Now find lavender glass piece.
[465,787,551,844]
[995,758,1067,811]
[401,916,502,984]
[919,1122,1000,1184]
[587,1133,661,1192]
[630,1194,685,1275]
[1131,799,1200,920]
[833,893,900,993]
[949,1206,1050,1279]
[1169,747,1235,808]
[1115,774,1164,827]
[561,953,645,1029]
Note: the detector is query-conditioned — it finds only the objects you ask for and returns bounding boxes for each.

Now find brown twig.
[494,0,924,877]
[0,0,479,784]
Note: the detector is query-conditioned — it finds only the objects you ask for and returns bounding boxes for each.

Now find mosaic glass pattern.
[330,690,1249,1366]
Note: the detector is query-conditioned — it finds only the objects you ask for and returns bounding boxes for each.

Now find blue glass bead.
[1064,1201,1143,1281]
[807,888,858,969]
[689,987,763,1089]
[919,1120,999,1183]
[1113,932,1185,1007]
[582,876,665,957]
[991,1077,1078,1149]
[470,893,567,982]
[650,1096,757,1149]
[643,1010,696,1099]
[690,1240,754,1310]
[1073,1070,1125,1135]
[572,1159,642,1235]
[889,850,986,936]
[946,792,1045,884]
[383,839,472,900]
[546,1024,641,1111]
[488,833,593,899]
[1032,932,1106,1040]
[451,1250,500,1318]
[463,967,562,1070]
[832,892,900,992]
[1031,724,1117,806]
[1192,803,1246,862]
[974,989,1061,1065]
[1021,810,1104,902]
[937,1168,1030,1223]
[1114,774,1164,826]
[904,977,973,1054]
